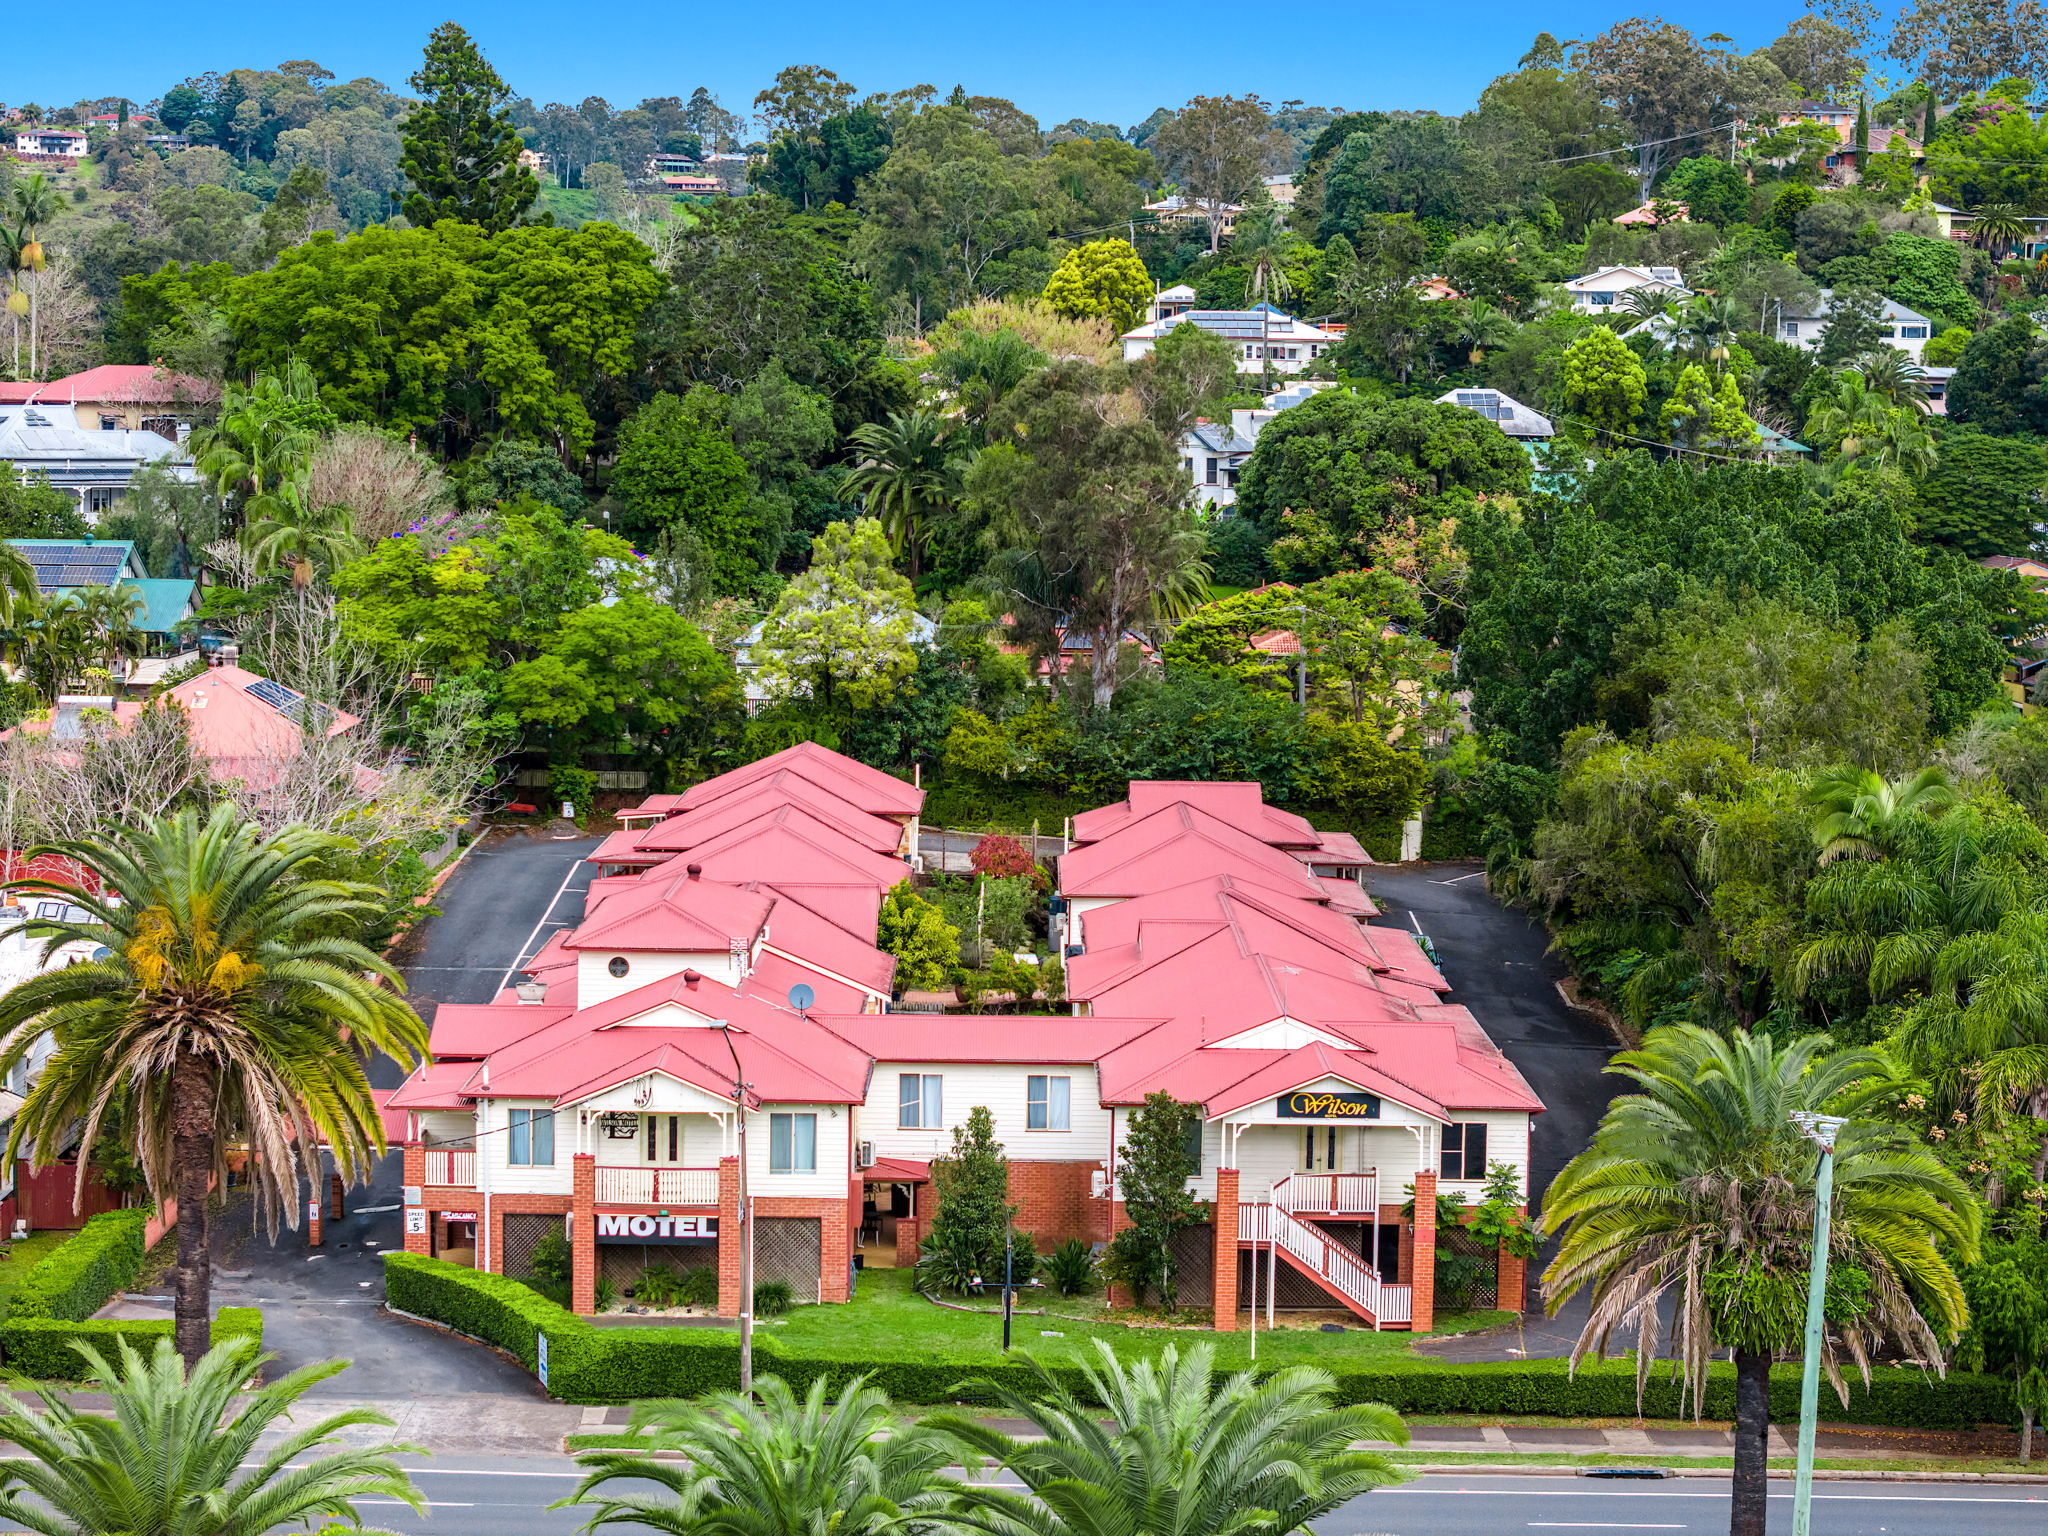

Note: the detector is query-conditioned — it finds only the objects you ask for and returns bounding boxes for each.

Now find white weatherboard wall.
[747,1102,851,1199]
[859,1063,1111,1164]
[575,948,744,1007]
[477,1098,573,1196]
[417,1110,475,1146]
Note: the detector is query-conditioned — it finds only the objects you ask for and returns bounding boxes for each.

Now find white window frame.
[898,1072,943,1129]
[769,1111,817,1173]
[508,1107,555,1166]
[1027,1074,1071,1131]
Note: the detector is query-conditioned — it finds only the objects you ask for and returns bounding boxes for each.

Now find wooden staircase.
[1237,1172,1412,1329]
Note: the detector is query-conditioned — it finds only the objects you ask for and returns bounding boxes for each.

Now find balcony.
[595,1166,720,1206]
[1273,1171,1379,1216]
[422,1149,475,1188]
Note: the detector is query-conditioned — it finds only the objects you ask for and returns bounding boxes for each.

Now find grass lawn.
[0,1229,79,1313]
[768,1267,1505,1373]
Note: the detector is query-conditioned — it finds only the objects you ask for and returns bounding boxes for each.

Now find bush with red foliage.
[969,834,1036,880]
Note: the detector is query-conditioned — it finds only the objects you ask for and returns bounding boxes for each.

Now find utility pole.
[1789,1110,1848,1536]
[717,1022,754,1392]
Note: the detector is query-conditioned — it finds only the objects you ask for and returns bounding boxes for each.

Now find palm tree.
[8,173,60,377]
[0,542,36,628]
[0,1335,424,1536]
[1862,403,1939,475]
[1857,348,1929,408]
[1972,202,2031,260]
[936,328,1047,438]
[1806,764,1956,863]
[1455,299,1517,365]
[1803,371,1890,459]
[62,584,147,680]
[1670,295,1746,367]
[1231,207,1300,380]
[1542,1026,1979,1536]
[0,804,429,1366]
[10,589,96,701]
[558,1373,959,1536]
[927,1341,1408,1536]
[1619,286,1677,323]
[243,476,362,588]
[844,410,959,579]
[188,359,325,522]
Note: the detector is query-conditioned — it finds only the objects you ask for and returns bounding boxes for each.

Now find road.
[195,830,604,1398]
[1362,862,1630,1350]
[329,1465,2048,1536]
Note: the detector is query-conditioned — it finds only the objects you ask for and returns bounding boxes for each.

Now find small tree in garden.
[1958,1238,2048,1462]
[970,833,1035,880]
[1469,1162,1540,1261]
[877,881,960,994]
[919,1106,1025,1294]
[1102,1091,1205,1310]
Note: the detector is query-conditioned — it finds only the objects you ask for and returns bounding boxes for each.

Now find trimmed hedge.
[2,1307,263,1380]
[8,1209,150,1322]
[381,1254,2017,1426]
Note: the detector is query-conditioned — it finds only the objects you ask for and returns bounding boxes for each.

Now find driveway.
[189,830,604,1398]
[1362,861,1631,1352]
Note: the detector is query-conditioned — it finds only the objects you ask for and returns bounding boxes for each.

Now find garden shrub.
[7,1209,150,1322]
[2,1308,262,1380]
[382,1253,2016,1425]
[753,1279,795,1317]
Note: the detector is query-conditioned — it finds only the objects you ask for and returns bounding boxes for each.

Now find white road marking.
[495,861,590,995]
[1527,1525,1687,1530]
[1382,1489,2048,1504]
[355,1205,402,1213]
[1433,870,1485,884]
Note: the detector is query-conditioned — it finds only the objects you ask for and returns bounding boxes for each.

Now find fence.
[594,1167,719,1205]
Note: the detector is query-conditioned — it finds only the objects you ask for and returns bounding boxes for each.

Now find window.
[1589,291,1614,306]
[645,1113,679,1162]
[1205,457,1218,486]
[607,956,629,978]
[508,1108,555,1166]
[898,1072,943,1129]
[1027,1075,1071,1131]
[1779,321,1801,340]
[1302,1126,1339,1170]
[1441,1121,1489,1181]
[769,1112,816,1173]
[98,414,119,431]
[1181,1117,1203,1174]
[1901,325,1928,339]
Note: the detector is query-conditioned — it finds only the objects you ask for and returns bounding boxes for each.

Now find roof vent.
[682,968,702,989]
[686,863,702,880]
[515,980,546,1004]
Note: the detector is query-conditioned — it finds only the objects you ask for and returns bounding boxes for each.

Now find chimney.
[686,863,702,880]
[682,968,702,989]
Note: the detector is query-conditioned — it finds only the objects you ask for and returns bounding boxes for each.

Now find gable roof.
[632,778,904,854]
[565,866,775,953]
[1072,781,1321,849]
[677,742,921,819]
[1060,802,1328,900]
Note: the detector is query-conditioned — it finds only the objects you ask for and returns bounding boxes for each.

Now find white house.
[1773,291,1936,361]
[1183,381,1341,508]
[1564,264,1692,313]
[0,404,198,517]
[1122,304,1339,376]
[12,128,88,158]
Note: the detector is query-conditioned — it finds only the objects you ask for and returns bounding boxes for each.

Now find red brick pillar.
[571,1153,597,1316]
[821,1199,852,1303]
[306,1180,324,1247]
[328,1171,346,1222]
[1103,1199,1134,1308]
[1211,1167,1240,1331]
[716,1155,742,1318]
[1410,1169,1438,1333]
[1495,1205,1529,1314]
[402,1144,429,1255]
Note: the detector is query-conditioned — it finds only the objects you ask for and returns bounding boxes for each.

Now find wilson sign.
[1275,1090,1381,1119]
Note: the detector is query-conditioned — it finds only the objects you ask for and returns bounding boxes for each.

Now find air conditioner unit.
[856,1140,877,1169]
[1089,1169,1108,1199]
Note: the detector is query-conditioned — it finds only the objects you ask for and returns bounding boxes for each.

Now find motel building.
[383,745,1543,1331]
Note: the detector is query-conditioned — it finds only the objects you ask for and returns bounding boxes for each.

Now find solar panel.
[244,677,304,713]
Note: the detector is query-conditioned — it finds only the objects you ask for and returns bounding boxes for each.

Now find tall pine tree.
[399,22,538,231]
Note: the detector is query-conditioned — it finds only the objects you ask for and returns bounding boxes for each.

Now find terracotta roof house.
[384,748,1540,1334]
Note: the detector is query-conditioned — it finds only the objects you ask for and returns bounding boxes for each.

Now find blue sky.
[17,1,1830,126]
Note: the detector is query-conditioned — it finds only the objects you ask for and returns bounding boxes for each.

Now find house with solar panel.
[0,402,199,518]
[1185,381,1342,509]
[7,538,199,656]
[1121,298,1339,376]
[1433,388,1555,440]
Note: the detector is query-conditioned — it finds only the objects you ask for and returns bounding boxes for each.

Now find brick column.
[402,1144,429,1254]
[1211,1167,1240,1331]
[1495,1205,1529,1314]
[1103,1199,1134,1308]
[306,1181,324,1248]
[1409,1169,1438,1333]
[328,1171,346,1222]
[716,1155,742,1318]
[570,1154,597,1316]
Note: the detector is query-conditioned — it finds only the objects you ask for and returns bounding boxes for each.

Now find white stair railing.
[1239,1200,1411,1327]
[1273,1171,1378,1215]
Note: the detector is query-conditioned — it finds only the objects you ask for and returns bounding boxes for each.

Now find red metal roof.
[632,774,904,854]
[1072,782,1320,848]
[565,866,774,953]
[659,804,911,894]
[1060,803,1328,900]
[675,742,922,819]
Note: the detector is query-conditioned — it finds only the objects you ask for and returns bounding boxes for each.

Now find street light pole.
[717,1022,754,1393]
[1790,1110,1848,1536]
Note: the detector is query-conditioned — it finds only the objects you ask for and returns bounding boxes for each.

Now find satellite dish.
[787,984,816,1013]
